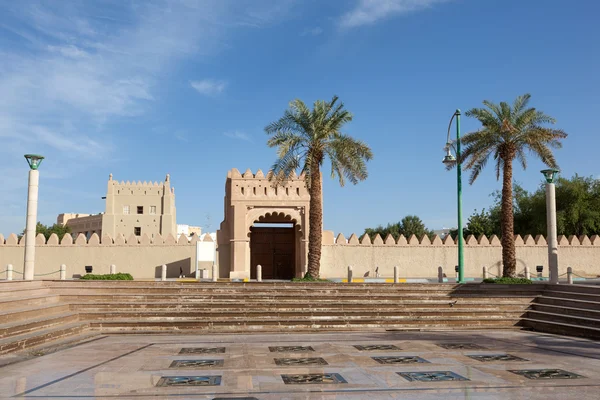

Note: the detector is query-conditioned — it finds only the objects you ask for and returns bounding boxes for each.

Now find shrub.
[292,272,331,282]
[483,277,532,284]
[80,273,134,280]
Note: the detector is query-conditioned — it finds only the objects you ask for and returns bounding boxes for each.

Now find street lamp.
[442,110,464,283]
[541,168,559,284]
[23,154,44,280]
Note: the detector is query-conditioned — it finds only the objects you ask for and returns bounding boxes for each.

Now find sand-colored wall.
[319,231,600,279]
[2,230,600,280]
[0,232,208,279]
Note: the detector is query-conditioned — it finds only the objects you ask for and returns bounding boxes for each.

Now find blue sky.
[1,0,598,237]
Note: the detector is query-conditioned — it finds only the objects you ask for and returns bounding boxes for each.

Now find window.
[149,206,156,215]
[134,227,141,236]
[123,205,130,215]
[137,206,143,214]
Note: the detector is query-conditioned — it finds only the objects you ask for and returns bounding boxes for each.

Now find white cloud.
[301,27,323,36]
[339,0,449,28]
[190,79,228,96]
[224,131,252,142]
[0,0,295,234]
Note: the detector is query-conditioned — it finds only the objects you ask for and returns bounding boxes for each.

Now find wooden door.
[250,227,295,279]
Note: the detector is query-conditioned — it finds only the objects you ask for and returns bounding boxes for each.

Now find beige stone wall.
[2,229,600,280]
[319,231,600,279]
[0,232,204,280]
[57,213,103,237]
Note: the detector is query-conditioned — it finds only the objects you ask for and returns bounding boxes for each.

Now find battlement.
[107,173,174,195]
[225,168,309,201]
[321,232,600,247]
[0,232,212,246]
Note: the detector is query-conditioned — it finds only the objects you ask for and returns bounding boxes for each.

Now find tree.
[22,222,72,241]
[460,94,567,277]
[464,208,499,238]
[362,215,434,241]
[266,96,373,278]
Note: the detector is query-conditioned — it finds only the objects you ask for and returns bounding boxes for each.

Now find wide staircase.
[521,284,600,339]
[0,281,542,355]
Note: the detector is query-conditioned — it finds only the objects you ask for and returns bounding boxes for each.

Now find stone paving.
[1,330,599,399]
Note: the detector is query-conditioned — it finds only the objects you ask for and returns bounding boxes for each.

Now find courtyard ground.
[0,329,599,399]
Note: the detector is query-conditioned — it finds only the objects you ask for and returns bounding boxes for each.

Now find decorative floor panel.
[179,347,226,354]
[509,369,585,380]
[274,357,328,366]
[372,356,429,364]
[155,376,222,387]
[353,344,400,351]
[398,371,469,382]
[281,373,347,384]
[437,343,487,350]
[169,359,224,368]
[467,354,528,362]
[269,346,315,352]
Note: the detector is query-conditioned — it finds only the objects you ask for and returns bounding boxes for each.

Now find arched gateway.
[217,168,310,280]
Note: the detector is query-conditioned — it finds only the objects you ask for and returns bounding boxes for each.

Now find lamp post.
[541,168,559,284]
[23,154,44,280]
[442,110,464,283]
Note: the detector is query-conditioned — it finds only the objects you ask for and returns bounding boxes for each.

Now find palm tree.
[265,96,373,278]
[461,94,567,277]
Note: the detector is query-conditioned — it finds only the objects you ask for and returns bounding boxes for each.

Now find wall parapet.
[322,232,600,247]
[0,232,212,246]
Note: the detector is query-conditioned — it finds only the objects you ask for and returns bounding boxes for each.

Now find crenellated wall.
[0,232,212,279]
[320,231,600,278]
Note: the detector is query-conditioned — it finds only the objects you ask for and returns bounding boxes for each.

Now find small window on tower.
[134,227,141,236]
[137,206,143,214]
[123,205,130,215]
[150,206,156,215]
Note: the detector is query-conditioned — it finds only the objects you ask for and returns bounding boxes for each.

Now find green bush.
[80,273,134,280]
[483,277,532,284]
[292,272,331,282]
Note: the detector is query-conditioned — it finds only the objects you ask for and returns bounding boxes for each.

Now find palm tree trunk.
[501,157,517,277]
[307,163,322,278]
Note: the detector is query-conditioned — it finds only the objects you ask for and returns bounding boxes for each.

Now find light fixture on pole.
[442,110,464,283]
[23,154,44,280]
[541,168,559,284]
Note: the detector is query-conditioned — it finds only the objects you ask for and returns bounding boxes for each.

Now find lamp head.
[24,154,44,170]
[541,168,559,184]
[442,145,456,166]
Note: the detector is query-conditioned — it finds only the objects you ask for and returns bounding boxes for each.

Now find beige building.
[58,174,177,240]
[217,168,310,280]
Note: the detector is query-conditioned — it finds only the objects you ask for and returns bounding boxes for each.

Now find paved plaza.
[1,330,599,399]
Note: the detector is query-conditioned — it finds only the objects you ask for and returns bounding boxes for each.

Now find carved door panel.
[251,227,295,279]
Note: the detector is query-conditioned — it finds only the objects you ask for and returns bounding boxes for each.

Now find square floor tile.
[467,354,528,362]
[354,344,400,351]
[372,356,429,364]
[269,346,315,352]
[274,357,328,366]
[437,343,487,350]
[509,369,585,380]
[155,376,222,387]
[398,371,469,382]
[169,359,224,368]
[179,347,226,354]
[281,373,347,384]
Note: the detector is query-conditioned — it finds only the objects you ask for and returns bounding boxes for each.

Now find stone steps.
[522,285,600,340]
[0,303,71,324]
[0,312,79,338]
[90,316,520,332]
[0,321,89,355]
[78,309,526,320]
[0,294,61,311]
[61,292,535,304]
[535,296,600,311]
